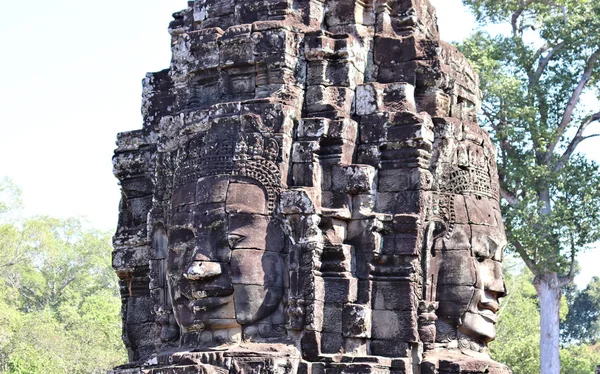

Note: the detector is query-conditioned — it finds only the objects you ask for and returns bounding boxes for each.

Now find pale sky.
[0,0,597,288]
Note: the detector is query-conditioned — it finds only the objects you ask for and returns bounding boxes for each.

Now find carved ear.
[426,217,447,241]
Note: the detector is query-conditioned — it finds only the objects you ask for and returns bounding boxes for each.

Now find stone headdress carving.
[429,141,500,239]
[174,133,282,213]
[112,0,512,372]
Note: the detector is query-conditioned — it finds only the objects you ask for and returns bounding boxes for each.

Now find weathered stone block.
[433,224,472,251]
[332,164,377,195]
[342,304,371,338]
[126,295,155,325]
[436,251,477,286]
[125,321,156,355]
[356,83,416,116]
[370,340,411,357]
[219,26,255,66]
[305,85,355,115]
[279,188,319,215]
[293,162,322,187]
[321,332,344,354]
[297,117,330,139]
[381,234,421,255]
[375,190,426,214]
[301,331,321,361]
[324,277,357,303]
[293,141,320,163]
[325,0,374,27]
[371,310,418,342]
[416,88,451,117]
[231,250,282,286]
[307,60,363,88]
[347,219,383,254]
[372,280,418,312]
[321,303,342,333]
[378,168,432,192]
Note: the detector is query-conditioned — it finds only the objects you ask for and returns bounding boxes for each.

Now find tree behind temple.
[562,276,600,345]
[0,178,126,373]
[458,1,600,373]
[490,259,599,374]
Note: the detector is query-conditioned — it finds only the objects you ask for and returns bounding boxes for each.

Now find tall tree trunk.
[534,273,561,374]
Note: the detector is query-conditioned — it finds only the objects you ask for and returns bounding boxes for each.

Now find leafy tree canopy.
[458,0,600,275]
[491,258,599,374]
[458,1,600,372]
[0,178,125,373]
[562,276,600,344]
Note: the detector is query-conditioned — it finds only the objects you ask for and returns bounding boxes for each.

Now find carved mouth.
[187,290,233,313]
[478,308,498,324]
[189,289,233,300]
[188,294,233,313]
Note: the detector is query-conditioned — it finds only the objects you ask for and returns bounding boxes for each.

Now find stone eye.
[227,233,246,248]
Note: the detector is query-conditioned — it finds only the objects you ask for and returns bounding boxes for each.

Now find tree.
[559,343,600,374]
[562,276,600,344]
[490,258,598,374]
[10,216,118,312]
[489,261,541,374]
[0,178,126,373]
[458,1,600,373]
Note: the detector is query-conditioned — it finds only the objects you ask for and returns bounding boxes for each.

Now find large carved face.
[168,175,284,339]
[434,197,507,343]
[432,141,507,344]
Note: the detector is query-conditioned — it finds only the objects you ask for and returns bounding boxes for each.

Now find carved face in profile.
[432,142,507,344]
[434,197,507,343]
[168,175,284,339]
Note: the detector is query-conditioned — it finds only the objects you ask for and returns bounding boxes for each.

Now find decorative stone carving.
[111,1,512,373]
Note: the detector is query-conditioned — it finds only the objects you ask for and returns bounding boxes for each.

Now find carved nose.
[479,290,501,313]
[183,261,222,280]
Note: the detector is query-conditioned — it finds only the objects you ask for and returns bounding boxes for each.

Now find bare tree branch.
[511,0,536,36]
[518,24,536,33]
[514,240,538,276]
[481,105,499,131]
[547,48,600,160]
[532,43,550,63]
[500,186,519,206]
[556,112,600,171]
[530,42,565,85]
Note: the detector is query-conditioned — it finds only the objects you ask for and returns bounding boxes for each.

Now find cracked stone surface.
[111,1,512,373]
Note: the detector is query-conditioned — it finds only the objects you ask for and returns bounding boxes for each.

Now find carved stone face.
[435,195,507,343]
[168,175,284,338]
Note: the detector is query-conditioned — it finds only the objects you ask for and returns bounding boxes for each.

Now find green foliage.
[459,0,600,277]
[460,2,600,371]
[490,261,541,373]
[562,276,600,344]
[560,343,600,374]
[490,259,599,374]
[0,178,126,373]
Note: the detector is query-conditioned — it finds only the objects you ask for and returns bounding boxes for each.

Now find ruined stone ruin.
[111,1,511,373]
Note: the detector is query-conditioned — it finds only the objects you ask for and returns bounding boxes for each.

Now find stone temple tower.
[111,1,512,373]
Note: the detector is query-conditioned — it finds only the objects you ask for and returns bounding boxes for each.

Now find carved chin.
[460,311,497,343]
[232,285,283,325]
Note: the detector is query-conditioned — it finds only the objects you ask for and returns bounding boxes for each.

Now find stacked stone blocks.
[111,1,511,373]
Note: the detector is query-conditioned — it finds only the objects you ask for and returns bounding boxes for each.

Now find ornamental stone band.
[111,1,512,373]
